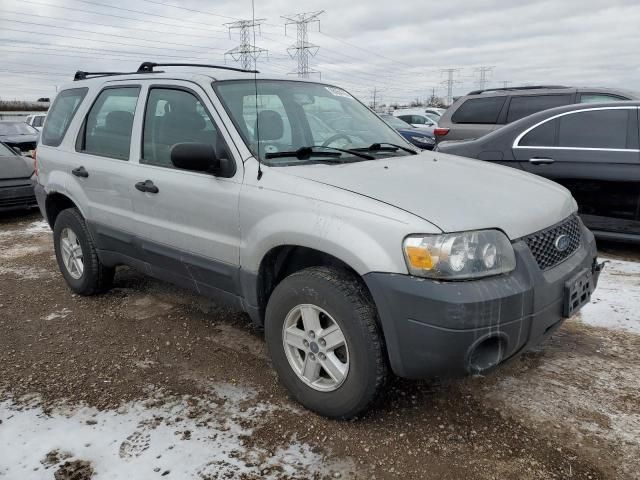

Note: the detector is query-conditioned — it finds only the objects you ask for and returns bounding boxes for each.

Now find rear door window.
[41,88,87,147]
[506,95,572,123]
[558,109,631,149]
[579,93,627,103]
[77,87,140,160]
[451,97,506,124]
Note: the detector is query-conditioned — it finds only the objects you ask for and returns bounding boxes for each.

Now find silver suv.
[34,63,602,418]
[436,85,639,143]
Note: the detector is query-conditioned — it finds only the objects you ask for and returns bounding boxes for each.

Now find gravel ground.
[0,211,638,480]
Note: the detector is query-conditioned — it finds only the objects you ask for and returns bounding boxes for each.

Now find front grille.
[523,215,582,270]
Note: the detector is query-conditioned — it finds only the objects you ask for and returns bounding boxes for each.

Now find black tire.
[53,208,114,295]
[265,266,387,419]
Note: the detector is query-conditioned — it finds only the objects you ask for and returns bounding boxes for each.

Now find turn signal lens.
[405,246,435,270]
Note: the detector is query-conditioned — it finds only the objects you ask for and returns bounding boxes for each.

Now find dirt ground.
[1,211,638,479]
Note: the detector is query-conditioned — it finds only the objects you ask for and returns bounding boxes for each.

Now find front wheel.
[265,267,387,419]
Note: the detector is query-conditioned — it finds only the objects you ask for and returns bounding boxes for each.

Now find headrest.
[255,110,284,141]
[105,111,134,135]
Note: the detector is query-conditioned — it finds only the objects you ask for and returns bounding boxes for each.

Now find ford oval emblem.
[554,234,570,252]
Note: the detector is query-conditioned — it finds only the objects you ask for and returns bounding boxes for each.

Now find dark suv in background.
[435,86,639,142]
[436,102,640,242]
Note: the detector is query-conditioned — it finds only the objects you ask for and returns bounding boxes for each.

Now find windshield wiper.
[353,143,418,155]
[264,145,374,161]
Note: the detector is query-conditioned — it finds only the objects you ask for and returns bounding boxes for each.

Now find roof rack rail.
[467,85,570,95]
[137,62,259,74]
[74,71,134,81]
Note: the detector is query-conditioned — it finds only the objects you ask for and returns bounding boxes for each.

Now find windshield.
[214,80,411,165]
[0,122,38,136]
[381,115,414,130]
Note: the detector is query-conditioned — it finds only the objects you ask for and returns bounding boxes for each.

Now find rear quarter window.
[41,88,88,147]
[506,95,571,123]
[451,97,506,124]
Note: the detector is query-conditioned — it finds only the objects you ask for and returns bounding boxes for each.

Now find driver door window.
[142,88,229,169]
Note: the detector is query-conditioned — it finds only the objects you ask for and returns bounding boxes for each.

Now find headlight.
[403,230,516,279]
[410,136,435,144]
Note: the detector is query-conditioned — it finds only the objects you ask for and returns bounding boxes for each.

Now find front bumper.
[364,223,600,379]
[0,181,37,212]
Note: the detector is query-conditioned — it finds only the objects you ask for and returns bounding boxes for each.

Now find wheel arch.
[248,245,375,327]
[44,191,84,228]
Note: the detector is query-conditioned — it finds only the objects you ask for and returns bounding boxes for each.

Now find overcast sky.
[1,0,639,104]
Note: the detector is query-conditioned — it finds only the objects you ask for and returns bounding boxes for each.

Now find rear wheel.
[265,266,387,419]
[53,208,114,295]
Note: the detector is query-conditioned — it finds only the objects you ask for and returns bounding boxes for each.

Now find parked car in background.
[435,86,640,143]
[424,107,446,118]
[392,109,437,134]
[379,114,435,150]
[0,141,36,212]
[0,121,39,154]
[34,64,601,419]
[436,102,640,242]
[424,112,441,124]
[26,113,47,132]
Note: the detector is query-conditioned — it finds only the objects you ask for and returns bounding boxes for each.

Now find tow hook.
[593,259,608,274]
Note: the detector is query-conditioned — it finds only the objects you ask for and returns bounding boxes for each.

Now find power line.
[225,19,268,70]
[136,0,239,20]
[3,19,224,52]
[0,27,211,54]
[281,11,324,79]
[18,0,226,35]
[0,9,230,40]
[69,0,226,30]
[0,39,202,60]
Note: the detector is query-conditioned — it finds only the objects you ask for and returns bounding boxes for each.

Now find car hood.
[0,154,33,179]
[0,134,39,144]
[277,152,576,239]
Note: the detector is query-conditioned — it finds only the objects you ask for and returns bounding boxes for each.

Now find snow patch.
[0,220,50,239]
[578,257,640,335]
[0,244,48,260]
[0,265,53,280]
[43,308,72,321]
[0,387,353,480]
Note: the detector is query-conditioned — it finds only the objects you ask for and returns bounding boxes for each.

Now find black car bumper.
[0,181,37,212]
[364,223,600,379]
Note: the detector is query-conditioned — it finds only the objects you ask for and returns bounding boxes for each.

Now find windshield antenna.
[252,0,263,180]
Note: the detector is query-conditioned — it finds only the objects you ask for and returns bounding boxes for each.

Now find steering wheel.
[322,133,352,147]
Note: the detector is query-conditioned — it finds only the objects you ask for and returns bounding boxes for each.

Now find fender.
[241,210,412,276]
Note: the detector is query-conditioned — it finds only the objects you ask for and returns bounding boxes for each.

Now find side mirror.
[170,143,221,174]
[12,147,22,155]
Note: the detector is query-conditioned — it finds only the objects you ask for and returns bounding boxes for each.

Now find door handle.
[135,180,159,194]
[529,157,555,165]
[72,166,89,178]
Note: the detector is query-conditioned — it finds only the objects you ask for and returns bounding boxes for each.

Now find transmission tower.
[475,66,495,90]
[282,10,324,78]
[225,19,268,70]
[440,68,461,106]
